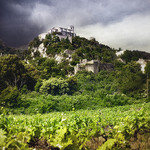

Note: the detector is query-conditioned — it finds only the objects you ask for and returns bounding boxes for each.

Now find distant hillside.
[119,50,150,63]
[0,40,16,54]
[0,40,27,58]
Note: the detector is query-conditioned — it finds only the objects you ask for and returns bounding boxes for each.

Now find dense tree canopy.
[117,61,144,97]
[0,55,38,92]
[145,62,150,76]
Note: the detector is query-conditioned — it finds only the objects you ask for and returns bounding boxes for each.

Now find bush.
[0,86,20,108]
[40,78,69,95]
[39,77,78,95]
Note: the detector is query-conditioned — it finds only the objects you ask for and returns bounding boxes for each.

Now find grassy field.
[0,102,150,149]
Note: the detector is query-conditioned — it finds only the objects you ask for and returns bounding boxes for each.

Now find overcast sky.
[0,0,150,52]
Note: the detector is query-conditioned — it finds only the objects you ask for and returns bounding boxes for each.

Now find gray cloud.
[0,0,150,51]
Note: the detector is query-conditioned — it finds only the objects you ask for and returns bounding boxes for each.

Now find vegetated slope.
[0,102,150,149]
[1,33,150,114]
[120,50,150,63]
[0,40,26,57]
[28,34,116,63]
[25,33,117,83]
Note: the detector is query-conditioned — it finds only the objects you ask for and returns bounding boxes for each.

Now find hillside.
[28,34,116,61]
[0,27,150,113]
[27,31,117,76]
[27,29,150,75]
[0,40,27,59]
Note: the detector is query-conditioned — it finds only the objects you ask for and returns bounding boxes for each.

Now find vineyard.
[0,102,150,150]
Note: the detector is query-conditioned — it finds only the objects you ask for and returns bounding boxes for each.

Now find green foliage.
[0,55,27,89]
[43,34,72,56]
[117,61,144,97]
[0,40,24,56]
[21,85,28,94]
[39,78,69,95]
[121,50,139,63]
[71,36,116,63]
[29,57,67,79]
[24,63,39,90]
[0,102,150,149]
[29,37,42,48]
[8,89,136,114]
[75,71,96,93]
[0,129,6,147]
[1,31,150,123]
[39,77,77,95]
[145,62,150,76]
[0,86,20,107]
[34,79,42,92]
[121,50,150,63]
[0,55,39,108]
[5,131,31,150]
[50,127,73,149]
[33,50,40,57]
[75,70,118,96]
[41,58,60,78]
[29,34,116,65]
[114,60,125,70]
[59,59,74,75]
[66,76,78,95]
[0,55,37,91]
[98,139,117,150]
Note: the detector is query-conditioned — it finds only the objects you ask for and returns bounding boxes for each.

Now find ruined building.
[74,59,114,74]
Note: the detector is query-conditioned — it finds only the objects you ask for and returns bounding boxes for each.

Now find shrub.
[40,78,69,95]
[0,86,20,107]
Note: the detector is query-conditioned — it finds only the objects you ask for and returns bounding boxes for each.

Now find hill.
[27,29,117,76]
[0,26,150,114]
[27,27,150,75]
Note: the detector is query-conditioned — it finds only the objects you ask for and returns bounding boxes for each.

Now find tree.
[0,55,27,90]
[145,62,150,76]
[29,37,41,48]
[41,58,60,78]
[145,62,150,98]
[117,61,144,97]
[0,86,20,107]
[39,77,78,95]
[24,63,39,90]
[40,77,69,95]
[0,55,38,91]
[75,71,95,93]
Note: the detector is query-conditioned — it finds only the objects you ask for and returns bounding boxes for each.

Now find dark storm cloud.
[0,0,46,46]
[0,0,150,50]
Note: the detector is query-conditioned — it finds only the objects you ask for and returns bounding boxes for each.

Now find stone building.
[48,26,76,42]
[74,59,114,74]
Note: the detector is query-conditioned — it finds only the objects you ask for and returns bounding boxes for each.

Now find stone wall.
[74,59,114,74]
